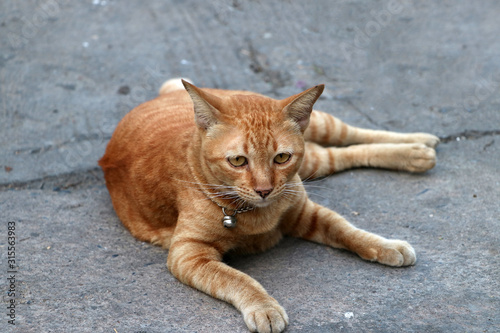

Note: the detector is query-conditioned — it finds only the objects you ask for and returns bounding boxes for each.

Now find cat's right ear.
[182,80,222,130]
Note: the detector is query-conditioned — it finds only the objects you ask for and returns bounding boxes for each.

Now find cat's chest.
[210,210,286,255]
[176,189,288,237]
[233,208,286,235]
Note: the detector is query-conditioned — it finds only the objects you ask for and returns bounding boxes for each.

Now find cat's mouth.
[252,199,273,208]
[223,192,272,209]
[219,187,279,209]
[244,192,280,208]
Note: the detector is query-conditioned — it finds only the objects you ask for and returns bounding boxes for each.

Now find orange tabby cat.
[99,78,438,333]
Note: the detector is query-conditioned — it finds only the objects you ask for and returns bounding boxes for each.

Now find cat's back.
[101,87,259,167]
[118,89,195,149]
[99,89,201,239]
[100,90,194,171]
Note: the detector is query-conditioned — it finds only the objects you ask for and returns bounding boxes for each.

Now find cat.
[99,78,438,333]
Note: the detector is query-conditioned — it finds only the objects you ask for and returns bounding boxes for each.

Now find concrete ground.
[1,1,499,332]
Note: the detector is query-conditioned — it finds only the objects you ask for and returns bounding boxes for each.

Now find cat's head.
[184,80,324,208]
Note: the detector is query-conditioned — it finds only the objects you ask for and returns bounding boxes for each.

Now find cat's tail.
[159,78,193,95]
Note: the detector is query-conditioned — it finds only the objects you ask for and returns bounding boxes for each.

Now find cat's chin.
[250,199,275,208]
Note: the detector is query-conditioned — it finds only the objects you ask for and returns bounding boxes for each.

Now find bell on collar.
[222,215,237,228]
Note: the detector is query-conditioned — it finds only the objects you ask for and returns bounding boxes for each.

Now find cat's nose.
[255,188,273,199]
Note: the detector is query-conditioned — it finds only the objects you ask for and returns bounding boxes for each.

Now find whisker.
[284,187,329,201]
[302,184,336,191]
[203,190,240,201]
[281,191,300,198]
[281,187,303,193]
[234,198,247,209]
[301,170,323,182]
[304,192,329,200]
[282,182,331,201]
[280,191,300,202]
[285,180,336,192]
[203,191,239,198]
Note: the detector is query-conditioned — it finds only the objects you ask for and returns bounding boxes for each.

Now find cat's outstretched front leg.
[167,229,288,333]
[281,196,416,267]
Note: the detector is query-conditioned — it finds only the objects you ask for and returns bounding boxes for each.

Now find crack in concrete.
[244,39,290,91]
[12,133,112,155]
[342,98,388,130]
[439,130,500,143]
[0,167,104,191]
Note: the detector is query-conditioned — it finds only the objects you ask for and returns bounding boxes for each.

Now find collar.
[192,174,255,228]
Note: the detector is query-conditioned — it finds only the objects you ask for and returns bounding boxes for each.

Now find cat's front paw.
[243,302,289,333]
[372,239,416,267]
[406,143,436,172]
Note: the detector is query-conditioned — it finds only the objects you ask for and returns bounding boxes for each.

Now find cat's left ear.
[281,84,324,132]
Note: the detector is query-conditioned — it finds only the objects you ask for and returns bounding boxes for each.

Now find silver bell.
[222,215,237,228]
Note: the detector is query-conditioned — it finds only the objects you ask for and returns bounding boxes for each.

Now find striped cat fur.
[99,78,439,333]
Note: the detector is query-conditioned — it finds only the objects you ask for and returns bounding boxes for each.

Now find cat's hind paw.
[244,302,289,333]
[406,133,440,148]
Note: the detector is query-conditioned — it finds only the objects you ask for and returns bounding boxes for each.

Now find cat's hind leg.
[306,110,440,148]
[281,196,416,267]
[107,189,175,248]
[118,210,176,248]
[299,141,436,179]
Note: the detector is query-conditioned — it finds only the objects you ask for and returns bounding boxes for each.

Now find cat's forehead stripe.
[247,131,275,152]
[272,138,278,151]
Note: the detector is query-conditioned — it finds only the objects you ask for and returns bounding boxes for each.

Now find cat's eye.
[274,153,291,164]
[228,156,247,167]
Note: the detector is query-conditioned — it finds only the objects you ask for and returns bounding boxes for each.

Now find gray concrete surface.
[1,1,499,332]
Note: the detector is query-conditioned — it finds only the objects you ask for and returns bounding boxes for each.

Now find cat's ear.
[282,84,324,132]
[182,80,222,130]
